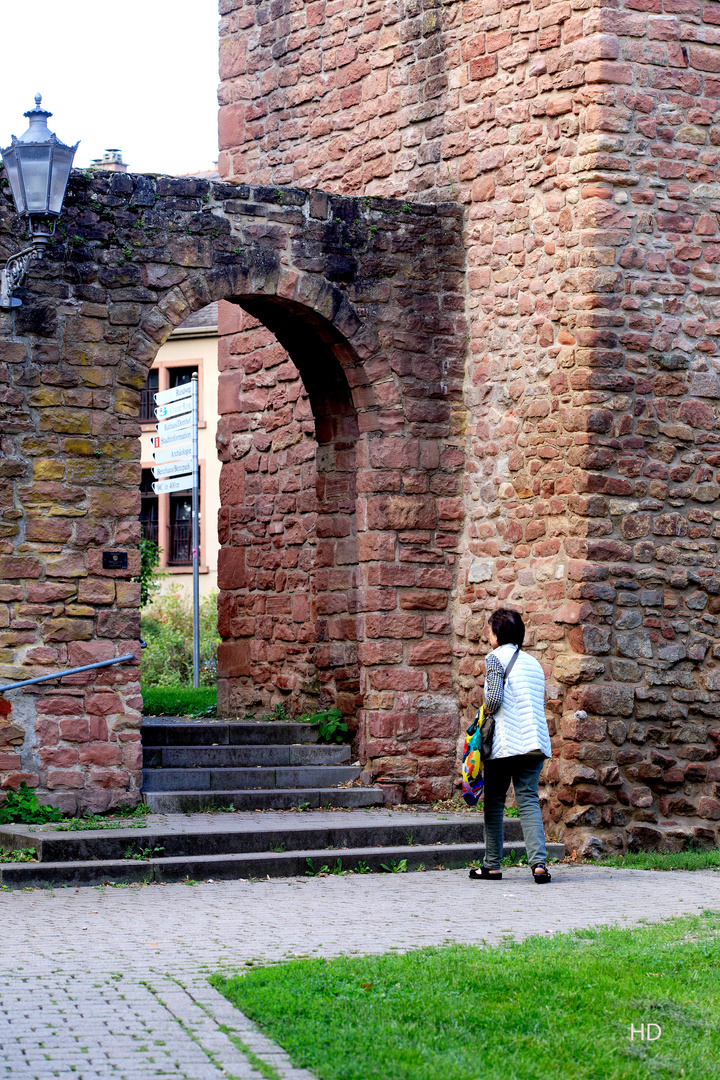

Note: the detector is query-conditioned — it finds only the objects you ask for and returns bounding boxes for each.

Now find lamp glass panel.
[1,149,27,214]
[48,145,74,215]
[18,145,52,213]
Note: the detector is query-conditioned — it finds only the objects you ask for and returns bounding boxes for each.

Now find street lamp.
[0,95,78,309]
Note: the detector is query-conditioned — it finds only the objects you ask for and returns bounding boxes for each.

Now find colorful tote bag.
[461,705,485,806]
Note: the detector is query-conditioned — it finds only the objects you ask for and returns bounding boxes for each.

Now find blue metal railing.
[0,652,137,693]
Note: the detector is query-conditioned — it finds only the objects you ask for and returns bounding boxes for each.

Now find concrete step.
[142,765,362,792]
[1,816,519,864]
[0,841,566,889]
[142,744,352,769]
[141,721,320,747]
[143,787,385,812]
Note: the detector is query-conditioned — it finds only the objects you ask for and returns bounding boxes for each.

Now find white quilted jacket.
[488,643,552,760]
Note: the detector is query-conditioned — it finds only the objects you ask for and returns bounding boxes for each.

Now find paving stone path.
[2,859,718,1079]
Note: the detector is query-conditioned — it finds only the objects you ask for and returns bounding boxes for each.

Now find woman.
[469,608,553,884]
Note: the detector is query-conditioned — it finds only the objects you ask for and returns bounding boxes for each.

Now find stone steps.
[1,816,517,863]
[0,843,563,889]
[142,764,362,792]
[142,720,320,745]
[142,745,352,768]
[143,787,384,813]
[0,811,565,888]
[140,718,386,812]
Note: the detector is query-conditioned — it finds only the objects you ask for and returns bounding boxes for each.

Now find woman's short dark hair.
[489,608,525,648]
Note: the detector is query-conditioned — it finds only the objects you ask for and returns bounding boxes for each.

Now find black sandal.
[468,866,502,880]
[532,864,551,884]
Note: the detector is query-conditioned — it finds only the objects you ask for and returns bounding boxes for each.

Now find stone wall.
[215,0,720,851]
[211,189,468,801]
[216,300,361,719]
[0,171,466,810]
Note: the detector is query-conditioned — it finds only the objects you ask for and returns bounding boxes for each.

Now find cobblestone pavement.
[2,863,718,1079]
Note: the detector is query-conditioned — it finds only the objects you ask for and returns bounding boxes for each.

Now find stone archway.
[0,172,466,812]
[214,295,363,725]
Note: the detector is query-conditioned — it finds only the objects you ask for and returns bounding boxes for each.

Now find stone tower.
[215,0,720,853]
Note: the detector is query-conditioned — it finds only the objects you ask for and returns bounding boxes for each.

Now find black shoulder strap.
[503,647,520,683]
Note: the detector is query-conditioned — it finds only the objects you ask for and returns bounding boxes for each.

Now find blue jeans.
[483,754,547,870]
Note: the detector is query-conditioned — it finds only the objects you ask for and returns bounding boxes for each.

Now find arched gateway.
[0,171,466,813]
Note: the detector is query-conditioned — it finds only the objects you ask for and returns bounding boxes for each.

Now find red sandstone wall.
[218,0,720,850]
[216,301,361,718]
[0,173,465,811]
[0,308,143,814]
[218,0,460,197]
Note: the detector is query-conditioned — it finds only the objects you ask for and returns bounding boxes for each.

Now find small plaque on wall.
[102,551,128,570]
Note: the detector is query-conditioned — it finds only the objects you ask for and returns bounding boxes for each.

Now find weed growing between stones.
[55,817,143,832]
[216,1023,281,1080]
[0,848,37,863]
[304,857,419,877]
[305,858,331,877]
[308,709,349,744]
[502,850,529,868]
[0,784,63,825]
[262,703,288,721]
[234,700,351,738]
[123,845,165,861]
[190,799,237,814]
[114,803,151,819]
[380,859,408,874]
[55,808,150,832]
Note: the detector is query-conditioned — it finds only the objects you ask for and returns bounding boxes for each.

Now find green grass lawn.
[211,912,720,1080]
[598,850,720,872]
[142,685,216,717]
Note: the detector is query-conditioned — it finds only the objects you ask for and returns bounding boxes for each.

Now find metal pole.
[191,373,200,689]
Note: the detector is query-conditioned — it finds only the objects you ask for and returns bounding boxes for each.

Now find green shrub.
[141,589,220,688]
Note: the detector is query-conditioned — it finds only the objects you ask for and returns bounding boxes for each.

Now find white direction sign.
[157,413,193,437]
[151,429,190,449]
[154,383,192,407]
[152,474,193,495]
[155,398,192,421]
[152,440,193,464]
[152,459,193,480]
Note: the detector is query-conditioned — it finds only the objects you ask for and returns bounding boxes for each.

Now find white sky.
[0,0,220,176]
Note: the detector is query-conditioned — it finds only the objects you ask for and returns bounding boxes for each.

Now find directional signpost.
[151,376,200,687]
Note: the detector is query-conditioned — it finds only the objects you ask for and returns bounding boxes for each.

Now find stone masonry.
[216,0,720,853]
[0,170,465,813]
[215,301,362,717]
[2,0,720,852]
